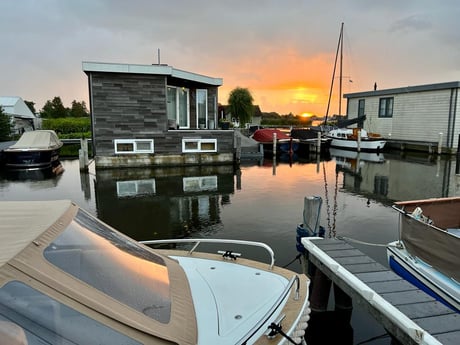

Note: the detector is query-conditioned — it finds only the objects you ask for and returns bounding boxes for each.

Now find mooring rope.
[282,253,302,268]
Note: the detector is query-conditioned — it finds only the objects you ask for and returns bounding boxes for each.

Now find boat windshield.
[44,209,171,323]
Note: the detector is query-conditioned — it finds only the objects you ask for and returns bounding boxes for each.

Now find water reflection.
[1,153,459,345]
[0,162,65,188]
[93,166,235,241]
[329,149,459,204]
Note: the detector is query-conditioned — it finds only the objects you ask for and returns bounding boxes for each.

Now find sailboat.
[323,23,386,152]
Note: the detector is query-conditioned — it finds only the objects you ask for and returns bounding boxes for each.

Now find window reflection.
[0,281,141,345]
[44,210,171,323]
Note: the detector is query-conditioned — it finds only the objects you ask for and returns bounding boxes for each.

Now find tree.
[228,87,254,127]
[40,96,69,118]
[69,100,89,117]
[0,106,13,141]
[24,100,36,114]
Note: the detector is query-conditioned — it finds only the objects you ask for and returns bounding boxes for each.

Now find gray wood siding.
[347,87,460,149]
[90,73,167,156]
[88,72,225,157]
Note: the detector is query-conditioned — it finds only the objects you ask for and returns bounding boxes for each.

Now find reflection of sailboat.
[330,148,385,172]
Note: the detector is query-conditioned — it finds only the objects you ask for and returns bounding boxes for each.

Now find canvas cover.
[252,128,291,143]
[8,130,62,150]
[396,197,460,283]
[0,200,198,344]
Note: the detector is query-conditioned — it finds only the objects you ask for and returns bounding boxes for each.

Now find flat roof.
[344,81,460,98]
[82,61,223,86]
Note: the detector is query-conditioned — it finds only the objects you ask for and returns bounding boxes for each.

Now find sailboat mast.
[339,23,343,116]
[325,22,344,123]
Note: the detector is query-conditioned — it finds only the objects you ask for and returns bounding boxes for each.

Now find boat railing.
[140,238,276,270]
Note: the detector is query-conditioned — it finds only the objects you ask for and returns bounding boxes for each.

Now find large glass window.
[167,86,189,128]
[0,281,141,345]
[196,89,208,129]
[44,209,171,323]
[379,97,393,118]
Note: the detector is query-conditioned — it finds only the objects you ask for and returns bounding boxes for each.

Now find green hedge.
[42,117,91,138]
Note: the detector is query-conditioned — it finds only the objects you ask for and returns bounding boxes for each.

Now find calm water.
[1,150,458,344]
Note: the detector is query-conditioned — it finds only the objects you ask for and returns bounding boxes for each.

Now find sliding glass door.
[167,86,189,128]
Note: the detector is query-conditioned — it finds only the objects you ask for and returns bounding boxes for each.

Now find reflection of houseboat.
[3,130,63,170]
[0,200,311,344]
[117,179,156,198]
[387,197,460,312]
[183,176,218,192]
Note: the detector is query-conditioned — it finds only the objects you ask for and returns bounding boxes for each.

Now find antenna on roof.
[157,48,161,65]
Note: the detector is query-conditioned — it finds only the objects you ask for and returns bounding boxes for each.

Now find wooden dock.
[301,237,459,345]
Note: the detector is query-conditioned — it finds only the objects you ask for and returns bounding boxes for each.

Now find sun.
[301,112,313,118]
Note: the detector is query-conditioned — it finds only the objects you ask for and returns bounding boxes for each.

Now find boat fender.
[411,207,423,219]
[296,224,325,253]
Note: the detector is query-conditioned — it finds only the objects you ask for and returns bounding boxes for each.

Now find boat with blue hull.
[387,197,460,313]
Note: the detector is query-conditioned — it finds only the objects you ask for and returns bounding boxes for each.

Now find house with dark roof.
[82,62,235,168]
[344,81,460,153]
[0,96,36,134]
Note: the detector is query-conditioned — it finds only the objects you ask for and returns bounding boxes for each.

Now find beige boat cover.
[7,130,62,150]
[0,200,198,345]
[0,200,71,268]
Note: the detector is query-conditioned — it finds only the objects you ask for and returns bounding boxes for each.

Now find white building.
[344,81,460,153]
[0,96,37,134]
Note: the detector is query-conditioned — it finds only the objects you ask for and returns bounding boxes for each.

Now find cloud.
[1,0,460,114]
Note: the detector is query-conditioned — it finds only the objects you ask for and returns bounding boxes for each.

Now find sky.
[1,0,460,117]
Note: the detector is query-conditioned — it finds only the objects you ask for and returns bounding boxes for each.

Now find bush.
[42,117,91,138]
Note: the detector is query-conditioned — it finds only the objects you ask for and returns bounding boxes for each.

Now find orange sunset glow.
[216,49,352,117]
[1,3,456,116]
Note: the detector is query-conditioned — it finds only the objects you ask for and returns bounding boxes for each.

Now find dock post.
[79,138,89,172]
[357,129,361,152]
[456,134,460,175]
[316,132,321,155]
[309,269,332,312]
[272,132,277,157]
[235,135,241,165]
[438,132,443,154]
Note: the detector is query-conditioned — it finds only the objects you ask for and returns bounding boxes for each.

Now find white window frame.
[167,86,190,129]
[117,179,156,197]
[114,139,154,154]
[183,176,218,192]
[182,138,217,153]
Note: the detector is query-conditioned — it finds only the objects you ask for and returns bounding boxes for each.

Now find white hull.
[329,137,386,151]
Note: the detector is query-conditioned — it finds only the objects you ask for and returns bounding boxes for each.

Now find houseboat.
[82,62,235,169]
